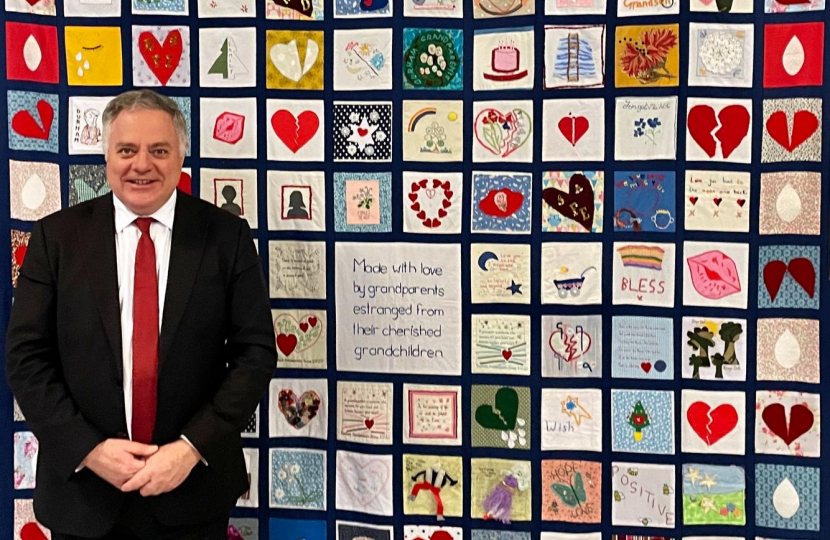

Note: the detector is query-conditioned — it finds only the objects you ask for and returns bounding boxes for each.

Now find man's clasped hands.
[81,438,201,497]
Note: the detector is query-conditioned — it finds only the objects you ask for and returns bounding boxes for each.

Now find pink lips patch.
[687,250,741,299]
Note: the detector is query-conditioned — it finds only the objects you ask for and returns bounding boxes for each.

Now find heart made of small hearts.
[408,178,453,229]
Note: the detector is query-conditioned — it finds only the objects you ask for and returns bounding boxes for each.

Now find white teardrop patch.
[774,329,801,369]
[776,183,802,223]
[20,174,46,210]
[23,35,42,72]
[782,36,805,77]
[773,477,800,519]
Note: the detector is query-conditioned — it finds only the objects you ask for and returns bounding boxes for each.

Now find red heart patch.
[502,350,512,360]
[766,110,819,152]
[688,105,718,157]
[177,171,192,195]
[763,260,788,302]
[687,401,738,445]
[137,30,183,86]
[13,244,27,268]
[557,115,589,146]
[308,316,317,327]
[762,403,814,446]
[364,418,374,430]
[12,100,54,140]
[20,523,49,540]
[641,362,652,373]
[299,322,309,333]
[271,110,319,153]
[716,105,751,159]
[276,333,298,356]
[788,257,815,298]
[688,104,750,159]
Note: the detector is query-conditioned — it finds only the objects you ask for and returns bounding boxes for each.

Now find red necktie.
[131,217,158,444]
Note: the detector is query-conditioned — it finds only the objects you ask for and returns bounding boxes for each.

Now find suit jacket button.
[116,431,128,439]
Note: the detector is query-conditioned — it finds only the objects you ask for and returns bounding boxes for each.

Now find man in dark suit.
[6,89,276,539]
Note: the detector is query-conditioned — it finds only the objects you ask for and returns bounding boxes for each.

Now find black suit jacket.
[5,191,276,536]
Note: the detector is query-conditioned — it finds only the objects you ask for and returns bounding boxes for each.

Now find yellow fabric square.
[266,30,324,90]
[65,27,123,86]
[615,24,679,88]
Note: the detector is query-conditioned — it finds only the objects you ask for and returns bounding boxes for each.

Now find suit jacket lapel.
[76,193,124,380]
[159,192,208,369]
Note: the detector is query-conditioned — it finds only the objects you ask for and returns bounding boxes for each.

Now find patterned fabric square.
[756,318,820,383]
[759,172,821,235]
[8,91,59,153]
[132,26,191,87]
[755,463,820,531]
[333,102,392,162]
[611,389,674,454]
[761,98,822,163]
[758,245,820,309]
[334,172,392,232]
[9,161,61,222]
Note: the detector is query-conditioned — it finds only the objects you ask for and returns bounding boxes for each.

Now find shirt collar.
[113,190,177,234]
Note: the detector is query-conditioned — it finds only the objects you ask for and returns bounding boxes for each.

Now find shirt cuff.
[180,435,208,466]
[75,464,85,473]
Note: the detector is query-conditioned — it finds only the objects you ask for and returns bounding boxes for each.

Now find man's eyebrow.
[149,142,172,148]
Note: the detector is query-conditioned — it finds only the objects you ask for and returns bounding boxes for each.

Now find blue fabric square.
[269,518,325,540]
[170,96,192,157]
[755,463,820,531]
[471,172,532,233]
[613,171,676,233]
[758,245,820,309]
[611,389,674,454]
[611,316,673,380]
[8,91,59,154]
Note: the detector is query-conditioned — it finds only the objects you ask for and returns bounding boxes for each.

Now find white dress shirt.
[113,191,175,441]
[75,191,204,472]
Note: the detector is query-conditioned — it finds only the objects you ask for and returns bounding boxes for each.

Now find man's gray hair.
[102,89,188,158]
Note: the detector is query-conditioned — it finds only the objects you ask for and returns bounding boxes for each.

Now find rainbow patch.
[407,107,436,132]
[618,245,665,270]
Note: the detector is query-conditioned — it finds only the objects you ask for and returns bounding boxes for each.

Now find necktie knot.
[134,217,154,235]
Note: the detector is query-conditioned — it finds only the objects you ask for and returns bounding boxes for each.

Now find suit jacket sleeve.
[180,218,276,465]
[6,220,107,481]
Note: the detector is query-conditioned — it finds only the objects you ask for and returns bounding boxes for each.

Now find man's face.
[106,108,183,216]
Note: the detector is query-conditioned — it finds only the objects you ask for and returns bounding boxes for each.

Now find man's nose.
[132,149,152,171]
